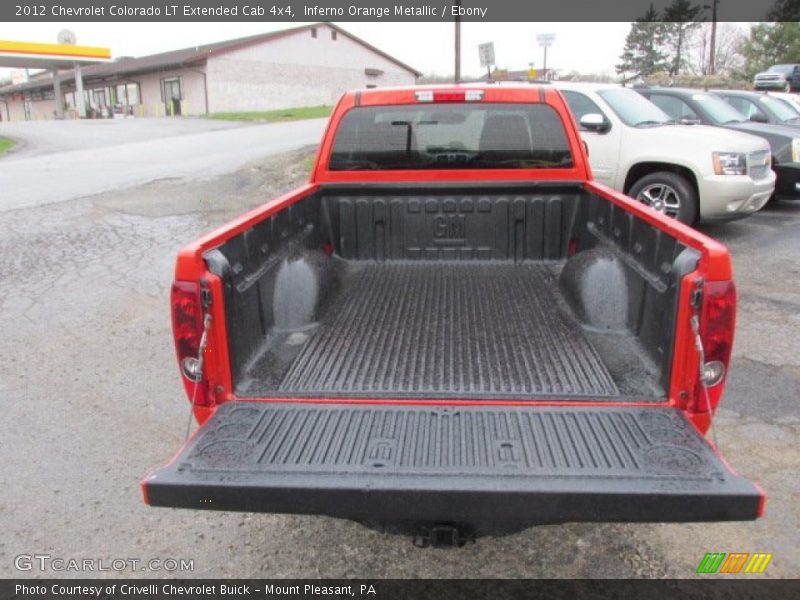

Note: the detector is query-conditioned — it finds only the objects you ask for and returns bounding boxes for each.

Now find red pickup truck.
[144,85,763,546]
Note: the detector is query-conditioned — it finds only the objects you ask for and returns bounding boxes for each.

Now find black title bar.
[4,579,800,600]
[3,0,798,22]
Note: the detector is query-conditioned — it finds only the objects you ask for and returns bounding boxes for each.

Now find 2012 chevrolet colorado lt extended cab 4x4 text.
[144,85,763,546]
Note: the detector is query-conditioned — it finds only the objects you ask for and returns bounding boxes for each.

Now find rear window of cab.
[329,103,573,171]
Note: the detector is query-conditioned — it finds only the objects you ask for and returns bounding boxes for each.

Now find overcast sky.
[0,22,634,80]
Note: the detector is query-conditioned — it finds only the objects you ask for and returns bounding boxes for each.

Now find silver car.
[556,82,776,224]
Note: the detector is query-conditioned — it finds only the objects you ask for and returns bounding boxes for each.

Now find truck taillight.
[415,90,484,103]
[171,281,209,406]
[696,280,736,412]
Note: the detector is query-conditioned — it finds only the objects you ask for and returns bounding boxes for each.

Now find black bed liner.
[241,263,661,400]
[211,185,696,403]
[145,402,762,527]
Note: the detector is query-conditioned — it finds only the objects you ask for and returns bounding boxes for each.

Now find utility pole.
[454,0,461,83]
[708,0,719,75]
[478,42,495,82]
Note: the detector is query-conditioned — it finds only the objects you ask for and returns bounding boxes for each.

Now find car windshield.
[772,95,800,116]
[329,103,574,171]
[692,93,747,124]
[597,88,672,127]
[768,64,795,74]
[761,95,800,121]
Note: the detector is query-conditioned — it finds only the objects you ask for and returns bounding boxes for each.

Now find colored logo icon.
[696,553,773,574]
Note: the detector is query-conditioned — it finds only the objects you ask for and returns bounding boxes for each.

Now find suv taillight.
[694,280,736,413]
[171,281,209,406]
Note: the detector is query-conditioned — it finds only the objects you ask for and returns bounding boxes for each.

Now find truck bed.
[242,262,658,400]
[208,184,697,403]
[150,89,760,536]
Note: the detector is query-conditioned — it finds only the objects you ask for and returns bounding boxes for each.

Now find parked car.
[766,91,800,116]
[637,87,800,199]
[555,82,774,224]
[753,64,800,92]
[143,84,763,544]
[714,89,800,128]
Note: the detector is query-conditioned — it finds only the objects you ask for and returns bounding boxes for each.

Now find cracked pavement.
[0,120,798,578]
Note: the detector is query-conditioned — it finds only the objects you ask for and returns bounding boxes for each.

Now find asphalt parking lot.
[0,119,798,578]
[0,118,244,158]
[0,116,326,210]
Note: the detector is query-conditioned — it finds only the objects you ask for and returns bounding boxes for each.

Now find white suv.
[555,82,776,224]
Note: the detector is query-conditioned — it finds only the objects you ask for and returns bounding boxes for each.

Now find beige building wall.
[3,98,56,121]
[129,68,207,117]
[5,98,27,121]
[206,24,416,112]
[1,25,416,120]
[1,69,207,121]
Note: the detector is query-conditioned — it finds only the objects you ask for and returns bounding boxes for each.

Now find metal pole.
[708,0,718,75]
[74,63,86,118]
[543,46,548,81]
[454,1,461,83]
[52,68,64,119]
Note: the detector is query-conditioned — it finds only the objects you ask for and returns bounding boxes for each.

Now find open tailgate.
[144,403,762,525]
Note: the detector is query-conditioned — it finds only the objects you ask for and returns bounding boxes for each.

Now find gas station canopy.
[0,40,111,119]
[0,40,111,69]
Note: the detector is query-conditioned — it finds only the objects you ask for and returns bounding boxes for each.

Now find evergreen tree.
[616,5,669,80]
[741,22,800,78]
[767,0,800,21]
[662,0,705,76]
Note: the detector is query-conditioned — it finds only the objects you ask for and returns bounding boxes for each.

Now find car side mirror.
[579,113,610,133]
[749,113,769,123]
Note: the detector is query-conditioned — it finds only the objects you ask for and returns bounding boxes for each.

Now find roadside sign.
[536,33,556,47]
[478,42,495,68]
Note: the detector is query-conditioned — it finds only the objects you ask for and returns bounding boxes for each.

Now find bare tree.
[684,22,746,76]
